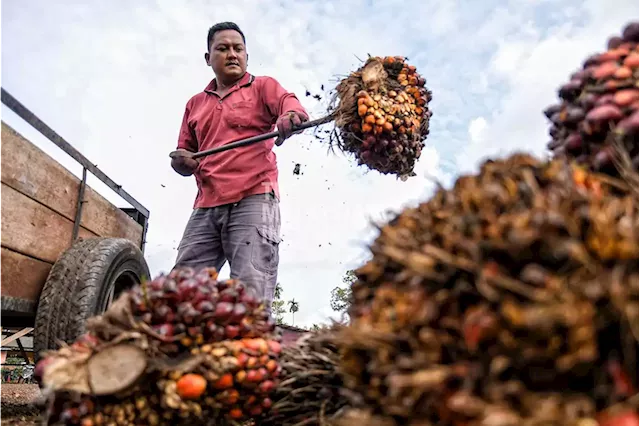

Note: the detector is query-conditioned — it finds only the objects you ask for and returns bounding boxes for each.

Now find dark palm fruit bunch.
[38,267,284,426]
[129,267,276,355]
[545,21,639,178]
[261,326,352,426]
[336,153,639,425]
[329,55,433,179]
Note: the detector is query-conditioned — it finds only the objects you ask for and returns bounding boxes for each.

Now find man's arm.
[261,77,309,119]
[171,102,200,176]
[260,77,309,145]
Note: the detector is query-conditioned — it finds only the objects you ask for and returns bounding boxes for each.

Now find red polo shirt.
[177,72,308,209]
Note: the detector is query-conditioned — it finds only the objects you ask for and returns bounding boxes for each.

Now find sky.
[2,0,638,328]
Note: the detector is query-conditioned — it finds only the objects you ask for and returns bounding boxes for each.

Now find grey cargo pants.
[174,192,281,316]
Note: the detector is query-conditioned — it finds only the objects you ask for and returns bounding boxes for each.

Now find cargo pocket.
[251,226,281,274]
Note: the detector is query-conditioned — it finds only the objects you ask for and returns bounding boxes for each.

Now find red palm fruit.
[213,373,234,390]
[228,408,243,419]
[268,340,282,355]
[259,380,275,393]
[196,300,214,313]
[154,304,175,322]
[213,302,234,319]
[225,325,240,339]
[236,353,249,368]
[249,406,263,416]
[219,288,238,303]
[229,303,248,323]
[153,323,175,339]
[247,369,259,382]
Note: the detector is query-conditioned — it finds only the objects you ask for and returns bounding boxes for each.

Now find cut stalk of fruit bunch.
[35,267,283,426]
[544,21,639,182]
[320,55,433,180]
[337,153,639,425]
[260,325,352,426]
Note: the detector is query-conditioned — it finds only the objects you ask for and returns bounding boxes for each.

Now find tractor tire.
[33,237,149,361]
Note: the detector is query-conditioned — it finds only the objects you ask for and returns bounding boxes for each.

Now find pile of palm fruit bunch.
[326,55,433,179]
[545,21,639,179]
[261,325,353,426]
[334,152,639,426]
[35,267,283,426]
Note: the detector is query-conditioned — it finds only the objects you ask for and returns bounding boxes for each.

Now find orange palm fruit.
[176,374,208,399]
[623,53,639,67]
[614,66,633,79]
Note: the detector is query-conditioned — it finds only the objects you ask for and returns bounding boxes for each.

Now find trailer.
[0,88,151,361]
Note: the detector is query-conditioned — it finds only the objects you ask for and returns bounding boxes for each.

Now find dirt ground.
[2,384,44,425]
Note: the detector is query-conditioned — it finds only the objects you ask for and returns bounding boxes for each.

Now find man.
[170,22,309,316]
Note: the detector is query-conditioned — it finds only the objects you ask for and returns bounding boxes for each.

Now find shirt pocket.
[225,99,263,131]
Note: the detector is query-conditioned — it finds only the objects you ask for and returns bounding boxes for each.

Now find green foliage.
[330,287,351,312]
[288,299,300,325]
[272,283,287,325]
[330,269,355,317]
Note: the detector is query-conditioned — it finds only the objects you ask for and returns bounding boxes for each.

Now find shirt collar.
[204,72,254,94]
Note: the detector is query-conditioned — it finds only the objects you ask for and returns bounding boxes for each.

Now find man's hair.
[207,22,246,50]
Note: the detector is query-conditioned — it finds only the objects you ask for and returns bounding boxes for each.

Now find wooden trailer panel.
[1,122,144,314]
[1,123,143,245]
[1,248,52,313]
[1,183,97,263]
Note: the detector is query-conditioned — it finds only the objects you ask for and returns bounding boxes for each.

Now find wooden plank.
[0,248,52,302]
[1,123,143,247]
[1,328,33,346]
[1,183,97,263]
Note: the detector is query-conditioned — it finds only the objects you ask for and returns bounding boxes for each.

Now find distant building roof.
[277,324,308,334]
[277,324,309,346]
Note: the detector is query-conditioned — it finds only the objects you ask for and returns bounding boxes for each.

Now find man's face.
[205,29,247,83]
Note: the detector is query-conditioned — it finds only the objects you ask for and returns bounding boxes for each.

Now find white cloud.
[468,117,488,144]
[455,0,639,175]
[2,0,638,328]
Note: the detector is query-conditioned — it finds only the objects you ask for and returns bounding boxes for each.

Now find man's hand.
[169,149,199,176]
[275,111,308,146]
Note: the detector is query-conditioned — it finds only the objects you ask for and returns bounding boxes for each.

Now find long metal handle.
[191,115,334,160]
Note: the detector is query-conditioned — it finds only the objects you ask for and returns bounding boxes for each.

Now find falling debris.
[293,163,301,175]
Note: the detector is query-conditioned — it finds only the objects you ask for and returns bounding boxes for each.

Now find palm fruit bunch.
[545,21,639,178]
[35,267,283,426]
[328,55,433,179]
[336,153,639,426]
[261,325,353,426]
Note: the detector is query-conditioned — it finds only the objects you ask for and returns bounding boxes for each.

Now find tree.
[272,283,286,325]
[288,299,300,326]
[330,287,351,313]
[329,269,356,321]
[274,282,283,299]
